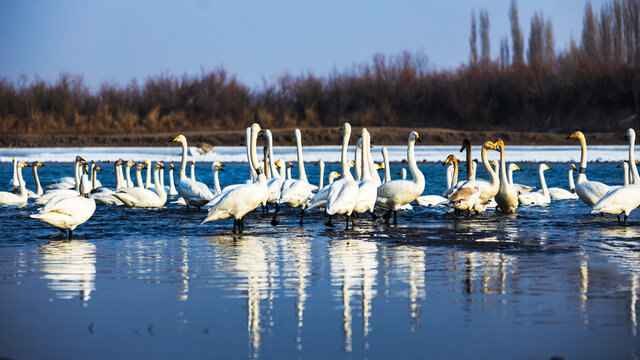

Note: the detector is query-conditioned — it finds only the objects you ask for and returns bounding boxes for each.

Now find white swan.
[264,129,284,207]
[354,138,363,181]
[143,159,152,188]
[304,172,342,211]
[211,161,224,195]
[591,128,640,224]
[168,164,179,196]
[507,164,535,193]
[202,168,268,234]
[135,163,145,188]
[124,161,135,188]
[518,164,551,205]
[376,131,425,224]
[445,155,480,216]
[273,128,317,225]
[10,161,45,198]
[90,164,124,206]
[115,158,126,189]
[89,160,103,189]
[567,131,612,207]
[353,129,377,220]
[495,138,519,213]
[48,156,85,190]
[414,162,451,207]
[36,157,86,205]
[171,135,214,210]
[538,164,579,200]
[114,163,167,208]
[0,161,29,205]
[470,141,500,212]
[325,123,360,229]
[30,171,96,240]
[381,147,391,184]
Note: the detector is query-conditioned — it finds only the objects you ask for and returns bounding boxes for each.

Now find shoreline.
[0,127,629,148]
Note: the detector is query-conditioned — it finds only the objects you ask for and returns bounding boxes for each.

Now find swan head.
[508,164,522,172]
[127,161,136,168]
[617,162,627,168]
[212,161,224,172]
[171,135,187,144]
[494,138,505,152]
[377,163,384,170]
[264,129,272,139]
[540,164,551,171]
[329,171,341,180]
[251,123,263,136]
[17,161,29,169]
[570,164,577,171]
[83,164,89,174]
[443,154,457,167]
[191,160,195,165]
[566,131,583,141]
[356,138,363,149]
[95,166,102,172]
[288,162,295,168]
[32,161,44,167]
[144,160,150,165]
[12,157,15,162]
[343,123,351,134]
[625,128,636,141]
[483,141,497,150]
[155,163,165,170]
[275,160,282,169]
[410,131,421,143]
[349,161,355,168]
[460,139,471,152]
[170,164,175,170]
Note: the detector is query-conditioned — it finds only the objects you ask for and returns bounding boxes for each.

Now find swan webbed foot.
[270,216,279,226]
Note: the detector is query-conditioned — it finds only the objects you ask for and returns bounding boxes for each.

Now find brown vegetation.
[0,0,639,144]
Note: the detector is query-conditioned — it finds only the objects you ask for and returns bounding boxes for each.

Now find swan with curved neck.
[135,164,145,188]
[114,163,167,208]
[518,164,551,205]
[507,163,535,193]
[567,131,612,207]
[445,154,480,216]
[23,161,45,198]
[211,162,224,195]
[460,139,475,181]
[375,131,425,225]
[353,129,377,220]
[202,167,268,234]
[124,161,135,188]
[171,134,214,210]
[273,128,316,225]
[143,160,152,188]
[0,161,29,204]
[537,163,579,200]
[495,138,519,213]
[325,123,360,229]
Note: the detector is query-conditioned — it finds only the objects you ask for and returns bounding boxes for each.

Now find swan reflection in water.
[330,238,378,352]
[174,238,189,302]
[39,240,96,304]
[281,236,311,350]
[210,235,278,359]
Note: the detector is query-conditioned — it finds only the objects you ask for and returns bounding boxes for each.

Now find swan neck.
[279,164,286,178]
[11,159,18,186]
[267,133,279,178]
[17,166,26,197]
[482,147,498,184]
[341,129,354,180]
[407,138,423,185]
[568,167,576,190]
[169,168,176,192]
[114,162,122,189]
[355,144,362,181]
[540,166,549,196]
[33,166,42,195]
[295,132,307,182]
[160,168,165,188]
[136,168,143,188]
[383,148,390,183]
[250,128,261,180]
[318,162,324,189]
[213,169,221,195]
[579,135,587,172]
[190,163,195,181]
[74,161,81,193]
[126,165,133,187]
[146,162,152,188]
[500,147,508,185]
[92,168,97,190]
[446,164,453,189]
[465,145,472,181]
[180,141,188,180]
[629,134,640,183]
[154,167,166,201]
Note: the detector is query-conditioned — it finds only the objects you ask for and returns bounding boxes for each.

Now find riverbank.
[0,127,628,148]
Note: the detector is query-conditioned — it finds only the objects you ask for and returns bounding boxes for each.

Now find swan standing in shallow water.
[171,135,214,210]
[518,164,551,205]
[326,123,359,229]
[567,131,612,207]
[31,165,96,240]
[0,161,29,205]
[304,172,342,211]
[445,154,479,217]
[273,128,317,225]
[202,168,268,234]
[376,131,425,225]
[495,138,519,213]
[415,162,453,207]
[352,129,378,221]
[591,128,640,225]
[36,157,86,205]
[538,164,579,200]
[114,163,167,208]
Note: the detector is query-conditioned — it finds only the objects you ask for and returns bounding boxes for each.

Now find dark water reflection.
[0,162,639,359]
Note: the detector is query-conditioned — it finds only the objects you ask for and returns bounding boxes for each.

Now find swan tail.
[306,200,327,211]
[201,210,230,224]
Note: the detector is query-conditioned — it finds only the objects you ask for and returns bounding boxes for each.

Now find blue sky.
[0,0,606,90]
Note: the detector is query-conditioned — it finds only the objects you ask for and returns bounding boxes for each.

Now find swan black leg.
[68,229,73,240]
[232,219,237,234]
[186,205,189,212]
[325,215,335,227]
[617,214,621,224]
[239,218,244,233]
[393,211,398,225]
[345,215,350,230]
[466,210,470,219]
[624,215,628,226]
[299,209,305,226]
[370,211,377,221]
[271,204,280,226]
[197,206,201,211]
[383,210,391,224]
[351,214,356,229]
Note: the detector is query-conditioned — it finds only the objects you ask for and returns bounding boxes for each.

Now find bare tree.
[510,0,524,65]
[500,37,510,69]
[470,10,478,65]
[480,9,491,63]
[614,0,624,62]
[600,4,613,62]
[582,2,600,59]
[545,18,555,63]
[528,12,545,66]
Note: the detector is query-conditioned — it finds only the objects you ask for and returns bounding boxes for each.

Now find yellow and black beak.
[415,134,422,143]
[377,164,384,170]
[337,173,342,178]
[171,136,179,142]
[515,165,523,171]
[545,165,551,171]
[96,166,102,171]
[22,162,30,167]
[566,132,576,140]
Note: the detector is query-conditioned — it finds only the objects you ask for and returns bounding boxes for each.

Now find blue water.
[0,160,638,359]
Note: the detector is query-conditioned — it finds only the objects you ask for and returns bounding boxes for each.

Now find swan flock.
[6,124,640,237]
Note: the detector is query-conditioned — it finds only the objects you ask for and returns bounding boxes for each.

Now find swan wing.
[279,180,314,207]
[178,179,214,202]
[326,179,359,215]
[592,185,640,215]
[376,179,421,209]
[415,195,448,207]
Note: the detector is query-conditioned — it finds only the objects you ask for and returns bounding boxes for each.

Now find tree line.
[0,0,639,136]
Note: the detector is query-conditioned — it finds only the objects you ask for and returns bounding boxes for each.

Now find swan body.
[30,193,96,239]
[304,172,342,211]
[278,129,316,208]
[114,163,167,208]
[36,157,86,205]
[444,155,480,213]
[416,161,457,207]
[495,139,519,213]
[326,123,360,228]
[168,165,179,196]
[353,129,377,215]
[265,130,284,205]
[519,164,551,205]
[376,131,425,224]
[567,131,613,207]
[0,161,29,205]
[470,141,500,212]
[171,135,214,209]
[89,165,124,206]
